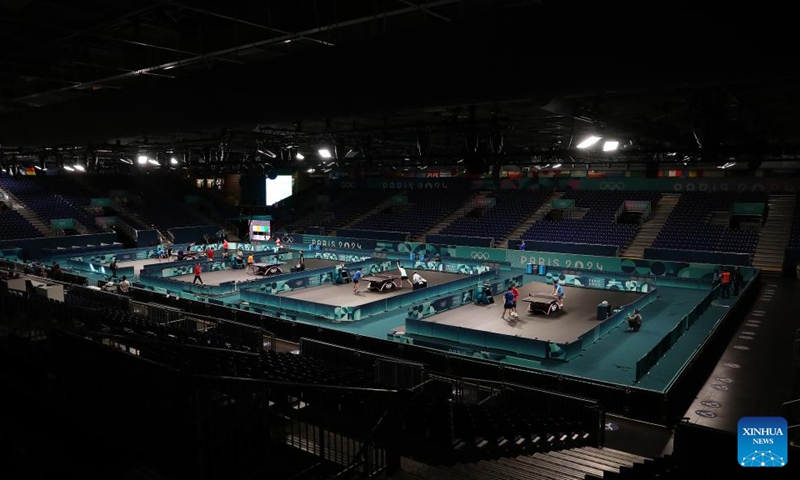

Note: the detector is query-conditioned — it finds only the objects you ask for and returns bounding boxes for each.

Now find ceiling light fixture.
[318,148,332,159]
[137,155,148,165]
[603,141,619,152]
[296,152,304,160]
[576,136,602,149]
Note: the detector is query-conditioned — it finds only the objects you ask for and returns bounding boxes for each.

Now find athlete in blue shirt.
[502,287,515,321]
[352,268,363,294]
[552,279,564,308]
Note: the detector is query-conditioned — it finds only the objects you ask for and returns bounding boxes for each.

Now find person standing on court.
[207,246,214,262]
[109,258,118,278]
[511,283,520,317]
[502,287,515,321]
[352,268,363,294]
[397,262,412,289]
[552,279,564,309]
[720,267,731,298]
[222,239,229,255]
[193,263,204,285]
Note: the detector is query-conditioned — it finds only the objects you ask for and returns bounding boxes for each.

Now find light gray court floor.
[411,283,644,344]
[276,270,472,307]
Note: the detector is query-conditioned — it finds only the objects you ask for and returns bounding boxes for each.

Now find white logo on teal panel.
[738,417,787,467]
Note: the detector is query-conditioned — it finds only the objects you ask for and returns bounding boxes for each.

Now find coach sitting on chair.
[627,309,642,332]
[412,271,428,291]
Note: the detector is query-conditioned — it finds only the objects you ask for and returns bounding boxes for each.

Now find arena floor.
[418,284,643,344]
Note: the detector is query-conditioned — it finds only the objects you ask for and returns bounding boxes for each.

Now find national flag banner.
[24,167,36,175]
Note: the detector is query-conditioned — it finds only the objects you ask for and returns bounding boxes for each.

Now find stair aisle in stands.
[424,192,481,237]
[752,194,796,274]
[395,446,648,480]
[0,185,52,237]
[503,192,561,248]
[621,193,681,259]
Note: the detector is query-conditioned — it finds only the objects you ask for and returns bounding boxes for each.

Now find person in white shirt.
[397,262,412,289]
[118,275,131,294]
[412,271,427,290]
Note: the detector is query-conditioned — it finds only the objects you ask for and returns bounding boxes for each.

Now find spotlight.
[603,141,619,152]
[137,155,148,165]
[296,152,304,160]
[170,157,178,165]
[318,148,332,159]
[576,136,601,149]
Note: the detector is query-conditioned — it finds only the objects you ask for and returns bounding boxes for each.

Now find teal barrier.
[406,274,524,321]
[90,198,112,207]
[0,248,23,262]
[134,274,238,298]
[634,285,721,382]
[543,266,712,292]
[552,198,575,209]
[65,258,134,279]
[51,244,191,265]
[300,234,755,282]
[51,218,74,230]
[732,202,765,215]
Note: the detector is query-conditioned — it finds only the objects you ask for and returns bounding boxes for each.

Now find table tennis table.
[249,262,284,276]
[362,274,399,292]
[177,251,200,261]
[521,292,560,315]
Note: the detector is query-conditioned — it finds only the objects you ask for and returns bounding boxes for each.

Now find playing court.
[415,283,643,344]
[276,270,465,307]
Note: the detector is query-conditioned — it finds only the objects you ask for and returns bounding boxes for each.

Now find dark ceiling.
[1,0,800,171]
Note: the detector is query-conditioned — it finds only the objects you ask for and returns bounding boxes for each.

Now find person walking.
[502,287,515,322]
[193,263,204,285]
[397,262,412,289]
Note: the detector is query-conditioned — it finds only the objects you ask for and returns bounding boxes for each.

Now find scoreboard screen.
[250,220,271,241]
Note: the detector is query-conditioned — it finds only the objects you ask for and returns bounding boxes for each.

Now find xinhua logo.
[738,417,788,467]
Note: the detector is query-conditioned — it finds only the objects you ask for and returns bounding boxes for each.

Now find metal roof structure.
[1,0,799,172]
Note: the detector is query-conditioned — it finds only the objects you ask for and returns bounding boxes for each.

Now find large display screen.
[266,175,294,206]
[249,220,271,241]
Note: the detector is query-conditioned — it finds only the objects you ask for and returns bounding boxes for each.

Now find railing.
[129,299,275,352]
[115,218,138,240]
[431,375,605,447]
[300,338,426,389]
[46,327,400,480]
